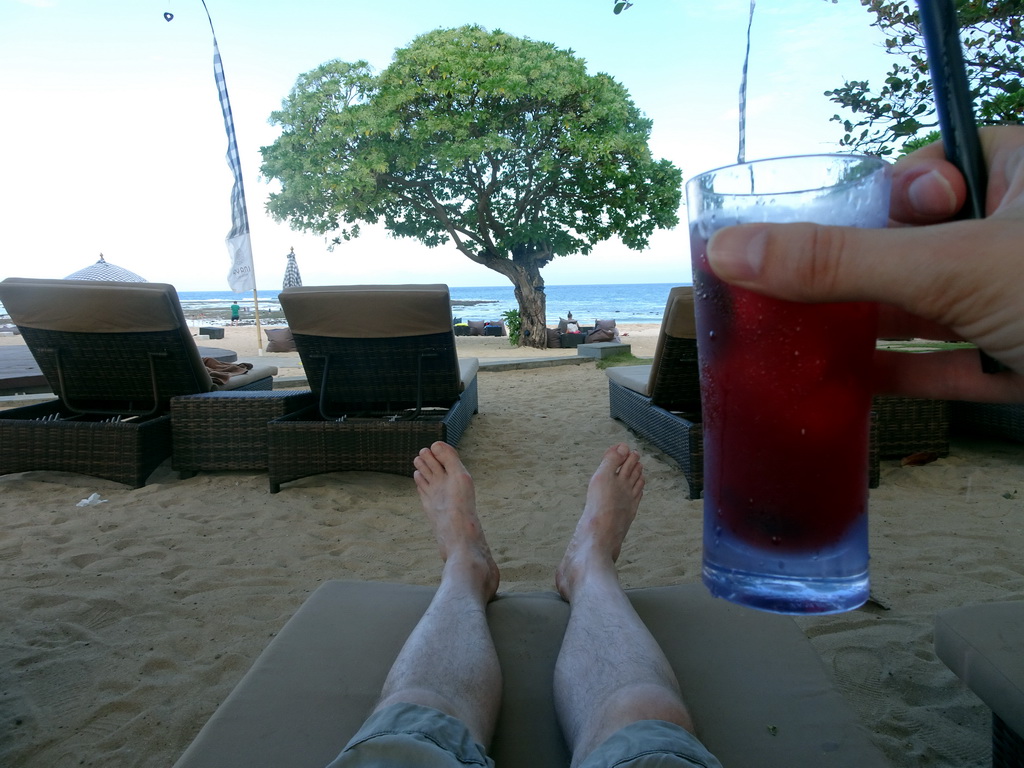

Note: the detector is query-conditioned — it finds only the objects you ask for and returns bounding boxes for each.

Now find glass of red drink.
[686,154,891,614]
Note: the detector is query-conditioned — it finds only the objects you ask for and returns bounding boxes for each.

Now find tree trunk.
[508,263,548,349]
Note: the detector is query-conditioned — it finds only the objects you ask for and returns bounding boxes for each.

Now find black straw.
[917,0,1005,372]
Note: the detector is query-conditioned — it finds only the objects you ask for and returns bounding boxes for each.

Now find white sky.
[0,0,894,291]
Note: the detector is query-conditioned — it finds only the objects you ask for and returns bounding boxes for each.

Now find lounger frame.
[0,400,172,488]
[171,390,316,476]
[609,378,703,499]
[268,376,478,492]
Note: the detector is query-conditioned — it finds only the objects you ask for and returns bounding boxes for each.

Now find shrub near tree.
[260,25,682,347]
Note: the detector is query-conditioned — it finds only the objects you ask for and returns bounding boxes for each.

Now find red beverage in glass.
[686,154,890,614]
[692,240,875,552]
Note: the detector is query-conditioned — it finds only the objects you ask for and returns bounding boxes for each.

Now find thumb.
[704,220,979,314]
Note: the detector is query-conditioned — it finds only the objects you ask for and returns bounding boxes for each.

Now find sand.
[1,323,1022,767]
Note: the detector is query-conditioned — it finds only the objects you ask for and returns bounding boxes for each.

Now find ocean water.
[171,283,684,325]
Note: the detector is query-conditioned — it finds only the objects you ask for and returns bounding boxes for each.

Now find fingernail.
[908,169,957,216]
[707,225,767,282]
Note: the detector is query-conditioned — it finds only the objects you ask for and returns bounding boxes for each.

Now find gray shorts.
[325,702,722,768]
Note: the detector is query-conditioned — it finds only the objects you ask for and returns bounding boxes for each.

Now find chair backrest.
[0,277,214,413]
[279,284,462,416]
[647,286,700,413]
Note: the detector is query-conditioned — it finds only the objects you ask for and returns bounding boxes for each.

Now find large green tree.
[827,0,1024,155]
[260,25,681,347]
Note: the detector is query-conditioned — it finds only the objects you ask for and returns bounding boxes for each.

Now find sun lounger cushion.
[647,286,697,395]
[282,284,455,339]
[458,357,479,390]
[173,580,888,768]
[605,364,653,397]
[280,284,473,403]
[0,278,275,403]
[934,601,1024,746]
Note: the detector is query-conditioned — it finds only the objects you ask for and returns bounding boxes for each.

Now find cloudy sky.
[0,0,894,291]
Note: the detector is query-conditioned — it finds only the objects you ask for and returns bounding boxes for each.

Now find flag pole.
[252,288,263,355]
[200,0,264,354]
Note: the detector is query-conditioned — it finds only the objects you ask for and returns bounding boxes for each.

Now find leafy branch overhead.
[827,0,1024,155]
[261,25,681,347]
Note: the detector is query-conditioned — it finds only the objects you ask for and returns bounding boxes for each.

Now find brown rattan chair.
[935,601,1024,768]
[0,277,277,488]
[266,285,479,492]
[871,394,951,460]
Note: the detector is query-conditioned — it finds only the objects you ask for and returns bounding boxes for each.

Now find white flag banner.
[226,232,255,292]
[204,1,255,293]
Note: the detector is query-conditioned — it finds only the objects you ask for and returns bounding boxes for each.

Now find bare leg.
[374,442,502,747]
[554,444,694,768]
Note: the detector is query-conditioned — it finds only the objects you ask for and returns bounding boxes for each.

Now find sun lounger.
[266,285,479,492]
[605,287,703,498]
[0,277,277,487]
[172,579,890,768]
[934,601,1024,768]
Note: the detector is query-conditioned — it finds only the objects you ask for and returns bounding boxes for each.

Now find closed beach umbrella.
[282,247,302,289]
[65,254,147,282]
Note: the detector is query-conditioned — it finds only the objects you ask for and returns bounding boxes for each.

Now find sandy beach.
[1,323,1022,767]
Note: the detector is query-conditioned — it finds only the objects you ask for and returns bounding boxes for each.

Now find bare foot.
[414,442,500,600]
[556,444,645,602]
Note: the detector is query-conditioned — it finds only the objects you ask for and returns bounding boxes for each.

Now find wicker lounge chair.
[951,401,1024,444]
[605,287,703,498]
[0,277,277,488]
[935,601,1024,768]
[872,394,951,459]
[266,285,479,492]
[172,579,890,768]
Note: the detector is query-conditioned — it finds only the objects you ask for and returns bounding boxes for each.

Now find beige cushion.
[173,580,888,768]
[935,601,1024,738]
[264,327,296,353]
[606,364,653,397]
[0,277,217,395]
[458,358,479,393]
[279,285,454,339]
[648,287,697,394]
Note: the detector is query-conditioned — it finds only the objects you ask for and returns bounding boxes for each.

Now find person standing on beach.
[230,301,240,325]
[326,441,720,768]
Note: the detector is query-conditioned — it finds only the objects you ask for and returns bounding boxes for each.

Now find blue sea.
[174,283,684,325]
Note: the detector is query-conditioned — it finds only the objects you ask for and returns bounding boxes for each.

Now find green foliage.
[898,129,942,157]
[594,349,648,369]
[261,24,681,283]
[501,308,522,346]
[826,1,1024,155]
